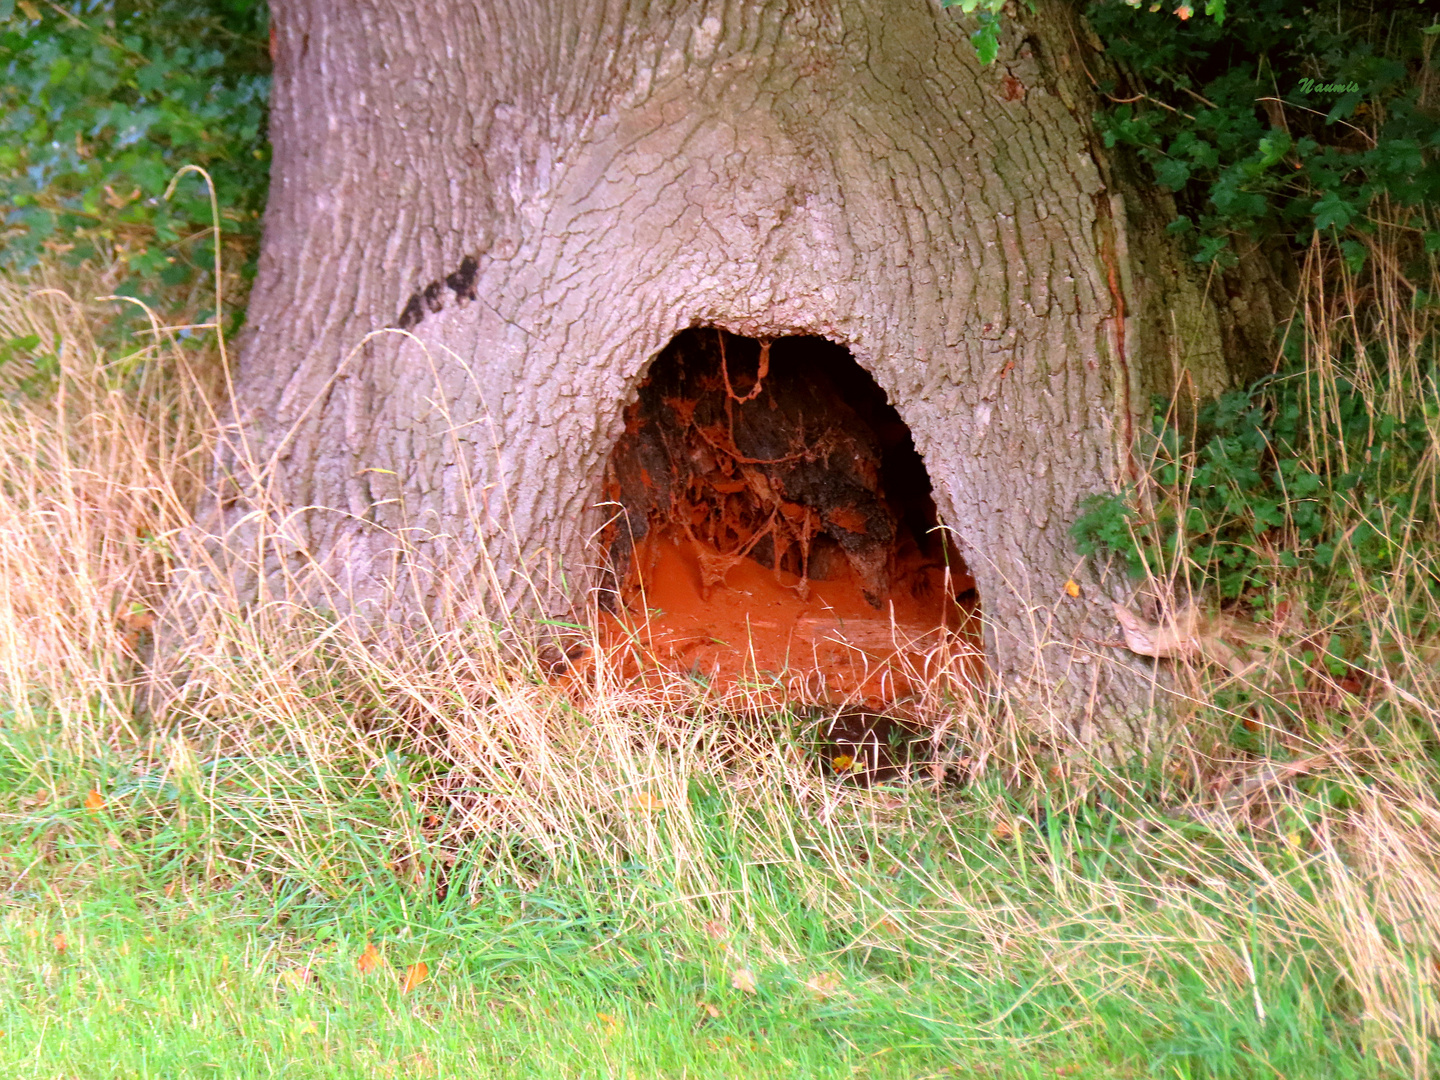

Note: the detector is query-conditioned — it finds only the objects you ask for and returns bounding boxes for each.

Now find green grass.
[0,720,1400,1080]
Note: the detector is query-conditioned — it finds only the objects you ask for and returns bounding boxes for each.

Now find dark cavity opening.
[597,328,981,706]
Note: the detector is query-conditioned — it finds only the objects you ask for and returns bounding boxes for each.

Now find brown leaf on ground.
[730,967,758,994]
[401,961,428,993]
[357,942,380,973]
[83,789,103,813]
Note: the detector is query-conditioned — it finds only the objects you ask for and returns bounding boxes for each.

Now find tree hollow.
[597,328,984,706]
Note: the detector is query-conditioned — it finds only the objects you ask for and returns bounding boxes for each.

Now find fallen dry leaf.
[627,791,664,812]
[1112,601,1258,672]
[730,967,758,994]
[278,967,315,991]
[698,1000,721,1019]
[804,972,842,998]
[1064,578,1081,598]
[83,789,104,813]
[357,942,381,973]
[401,961,428,993]
[1112,602,1202,660]
[52,933,66,954]
[117,609,154,655]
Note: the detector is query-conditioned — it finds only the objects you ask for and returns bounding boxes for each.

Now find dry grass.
[0,270,218,739]
[0,239,1437,1076]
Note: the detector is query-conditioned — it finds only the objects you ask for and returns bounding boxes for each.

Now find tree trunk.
[172,0,1246,749]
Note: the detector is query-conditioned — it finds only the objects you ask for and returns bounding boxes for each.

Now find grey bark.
[169,0,1251,749]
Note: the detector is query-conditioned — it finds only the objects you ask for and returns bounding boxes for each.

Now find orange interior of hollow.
[588,330,985,708]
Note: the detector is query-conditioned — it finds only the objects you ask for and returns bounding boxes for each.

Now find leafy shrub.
[1072,358,1440,605]
[0,0,270,319]
[1085,0,1440,265]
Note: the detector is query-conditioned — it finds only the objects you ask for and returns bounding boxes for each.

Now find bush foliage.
[1087,0,1440,265]
[1072,361,1440,606]
[0,0,270,316]
[1074,0,1440,632]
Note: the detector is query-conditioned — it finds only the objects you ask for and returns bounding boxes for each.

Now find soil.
[594,329,985,709]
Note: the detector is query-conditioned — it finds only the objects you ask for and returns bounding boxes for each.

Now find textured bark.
[173,0,1249,747]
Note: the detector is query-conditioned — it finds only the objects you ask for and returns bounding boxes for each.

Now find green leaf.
[1154,158,1191,189]
[1340,239,1368,274]
[1311,190,1353,232]
[1256,131,1291,169]
[1193,235,1230,264]
[970,11,1000,66]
